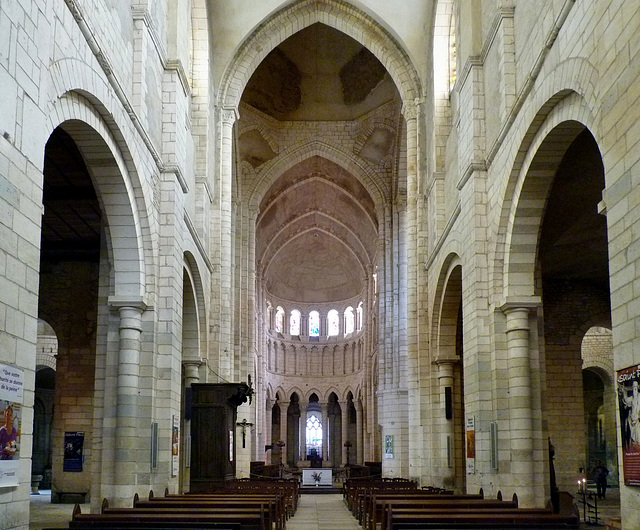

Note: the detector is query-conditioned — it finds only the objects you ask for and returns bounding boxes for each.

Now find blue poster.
[63,431,84,472]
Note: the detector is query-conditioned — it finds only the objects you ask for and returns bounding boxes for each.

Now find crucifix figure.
[236,418,254,448]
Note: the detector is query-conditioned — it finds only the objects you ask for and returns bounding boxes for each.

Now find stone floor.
[29,491,77,529]
[288,493,360,529]
[29,487,622,529]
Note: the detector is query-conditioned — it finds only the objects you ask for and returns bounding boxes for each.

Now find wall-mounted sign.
[172,416,179,477]
[63,431,84,472]
[466,416,475,474]
[0,364,23,487]
[385,435,394,459]
[618,364,640,486]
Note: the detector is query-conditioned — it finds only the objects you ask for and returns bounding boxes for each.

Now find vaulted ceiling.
[242,23,398,304]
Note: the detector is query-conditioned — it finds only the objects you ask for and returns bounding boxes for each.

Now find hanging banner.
[172,416,179,477]
[0,364,23,488]
[617,364,640,486]
[63,432,84,472]
[466,416,475,474]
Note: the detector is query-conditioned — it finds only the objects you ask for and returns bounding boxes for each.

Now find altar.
[302,468,333,486]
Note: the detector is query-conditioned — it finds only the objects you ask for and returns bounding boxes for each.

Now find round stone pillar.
[356,399,364,464]
[504,305,535,502]
[436,359,456,483]
[111,302,145,498]
[299,403,307,462]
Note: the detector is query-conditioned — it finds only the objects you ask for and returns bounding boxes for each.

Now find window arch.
[344,306,355,335]
[290,309,301,336]
[328,309,339,336]
[356,302,363,331]
[309,311,320,337]
[275,306,285,334]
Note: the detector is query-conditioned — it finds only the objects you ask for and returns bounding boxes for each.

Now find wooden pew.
[385,510,580,529]
[142,493,285,529]
[67,503,257,529]
[366,493,499,530]
[100,498,274,530]
[363,490,485,529]
[344,478,418,516]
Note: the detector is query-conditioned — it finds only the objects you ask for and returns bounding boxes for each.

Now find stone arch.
[248,142,389,215]
[288,387,305,402]
[322,387,342,403]
[218,0,422,112]
[264,227,368,280]
[184,251,209,360]
[432,254,463,362]
[490,55,601,297]
[47,56,159,264]
[498,95,599,300]
[182,254,204,363]
[45,92,152,301]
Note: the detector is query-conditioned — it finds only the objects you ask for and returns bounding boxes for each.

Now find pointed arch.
[218,0,422,112]
[248,142,389,215]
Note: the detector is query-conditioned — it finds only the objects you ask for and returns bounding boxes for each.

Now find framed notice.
[0,364,24,487]
[384,435,394,459]
[617,364,640,486]
[63,431,84,472]
[466,416,475,474]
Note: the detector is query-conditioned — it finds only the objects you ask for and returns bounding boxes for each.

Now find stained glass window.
[290,309,300,335]
[328,309,339,336]
[306,414,322,456]
[357,302,363,331]
[309,311,320,337]
[275,306,284,333]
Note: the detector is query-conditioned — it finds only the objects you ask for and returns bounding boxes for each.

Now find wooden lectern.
[189,381,253,492]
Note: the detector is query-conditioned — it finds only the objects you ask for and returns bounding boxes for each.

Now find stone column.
[278,400,289,466]
[265,398,274,464]
[299,402,307,462]
[356,399,364,464]
[111,302,146,499]
[183,360,201,388]
[320,402,329,463]
[217,107,237,380]
[436,360,456,485]
[341,400,349,465]
[503,305,536,504]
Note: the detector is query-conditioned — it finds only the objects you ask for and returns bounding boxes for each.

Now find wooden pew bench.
[364,490,486,529]
[139,493,284,529]
[386,510,580,529]
[68,504,260,529]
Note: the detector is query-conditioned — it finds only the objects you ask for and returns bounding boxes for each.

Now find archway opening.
[38,126,102,502]
[538,127,613,492]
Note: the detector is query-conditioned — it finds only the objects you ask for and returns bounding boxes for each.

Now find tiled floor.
[287,493,360,529]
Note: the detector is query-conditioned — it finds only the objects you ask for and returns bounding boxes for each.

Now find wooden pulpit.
[189,381,252,492]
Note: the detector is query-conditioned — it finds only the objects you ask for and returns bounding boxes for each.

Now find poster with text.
[63,432,84,472]
[466,416,475,474]
[0,364,24,487]
[618,364,640,486]
[172,416,179,477]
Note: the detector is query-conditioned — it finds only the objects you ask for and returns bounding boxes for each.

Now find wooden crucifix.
[236,418,254,448]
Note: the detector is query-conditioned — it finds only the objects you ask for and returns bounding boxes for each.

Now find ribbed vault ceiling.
[244,23,397,304]
[257,156,377,303]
